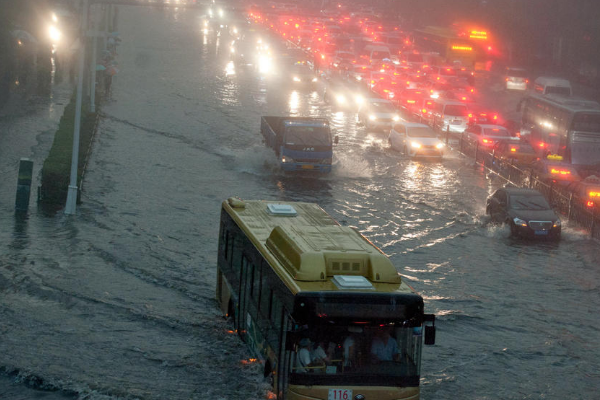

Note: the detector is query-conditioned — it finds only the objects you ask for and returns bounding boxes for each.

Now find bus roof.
[528,93,600,112]
[414,26,459,39]
[222,198,407,294]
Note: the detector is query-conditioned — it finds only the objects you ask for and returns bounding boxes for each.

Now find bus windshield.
[285,126,331,146]
[292,324,422,384]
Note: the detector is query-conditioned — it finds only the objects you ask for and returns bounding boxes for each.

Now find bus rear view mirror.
[424,325,436,345]
[423,314,436,345]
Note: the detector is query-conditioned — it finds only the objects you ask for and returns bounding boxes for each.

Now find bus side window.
[260,285,271,318]
[249,261,255,298]
[226,231,234,262]
[219,223,227,254]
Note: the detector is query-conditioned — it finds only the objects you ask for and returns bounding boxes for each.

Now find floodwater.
[1,5,599,400]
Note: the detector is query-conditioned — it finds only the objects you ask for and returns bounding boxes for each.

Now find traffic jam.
[221,2,600,240]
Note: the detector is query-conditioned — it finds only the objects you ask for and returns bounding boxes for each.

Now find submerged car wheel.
[403,145,408,155]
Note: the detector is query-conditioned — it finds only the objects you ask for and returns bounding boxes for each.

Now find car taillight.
[587,200,595,207]
[550,168,571,175]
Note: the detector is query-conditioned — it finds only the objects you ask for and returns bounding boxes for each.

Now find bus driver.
[370,327,400,363]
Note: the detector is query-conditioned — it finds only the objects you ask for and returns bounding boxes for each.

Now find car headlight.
[293,77,301,82]
[336,95,346,104]
[355,95,364,104]
[513,217,528,227]
[435,143,445,149]
[369,115,377,121]
[393,115,400,121]
[49,25,61,42]
[410,141,421,149]
[553,219,561,227]
[312,77,318,82]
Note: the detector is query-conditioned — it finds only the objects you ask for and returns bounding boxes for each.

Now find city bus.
[216,198,436,400]
[412,26,477,68]
[518,93,600,170]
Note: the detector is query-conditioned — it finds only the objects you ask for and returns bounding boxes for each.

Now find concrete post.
[15,158,34,212]
[65,0,89,215]
[90,6,97,112]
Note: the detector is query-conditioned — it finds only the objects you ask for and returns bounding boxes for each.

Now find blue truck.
[261,116,337,173]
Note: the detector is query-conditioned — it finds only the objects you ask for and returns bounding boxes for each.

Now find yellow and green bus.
[216,198,436,400]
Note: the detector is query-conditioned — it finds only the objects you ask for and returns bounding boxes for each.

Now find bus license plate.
[328,389,352,400]
[301,164,314,170]
[535,230,548,235]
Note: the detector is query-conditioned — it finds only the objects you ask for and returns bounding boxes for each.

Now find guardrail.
[441,126,600,240]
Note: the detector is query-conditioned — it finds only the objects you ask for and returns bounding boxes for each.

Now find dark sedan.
[486,187,561,240]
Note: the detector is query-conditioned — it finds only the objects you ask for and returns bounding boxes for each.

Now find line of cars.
[246,4,597,241]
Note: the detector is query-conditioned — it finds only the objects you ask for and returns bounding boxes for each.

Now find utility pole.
[65,0,89,215]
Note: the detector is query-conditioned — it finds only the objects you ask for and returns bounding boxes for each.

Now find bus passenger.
[295,338,312,373]
[311,340,332,365]
[370,327,400,363]
[343,333,358,368]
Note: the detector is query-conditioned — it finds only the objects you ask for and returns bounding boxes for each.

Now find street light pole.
[65,0,89,215]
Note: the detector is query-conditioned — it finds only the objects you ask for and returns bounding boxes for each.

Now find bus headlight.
[49,25,61,42]
[513,217,528,227]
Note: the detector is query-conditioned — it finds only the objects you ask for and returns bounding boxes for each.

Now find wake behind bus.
[216,198,436,400]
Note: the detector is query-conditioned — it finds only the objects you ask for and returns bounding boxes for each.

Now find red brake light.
[587,201,595,207]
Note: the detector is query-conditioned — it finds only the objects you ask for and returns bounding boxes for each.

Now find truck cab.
[261,117,337,173]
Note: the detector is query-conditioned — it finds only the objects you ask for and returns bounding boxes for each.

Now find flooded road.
[1,5,599,400]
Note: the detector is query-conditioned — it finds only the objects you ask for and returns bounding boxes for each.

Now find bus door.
[277,313,294,399]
